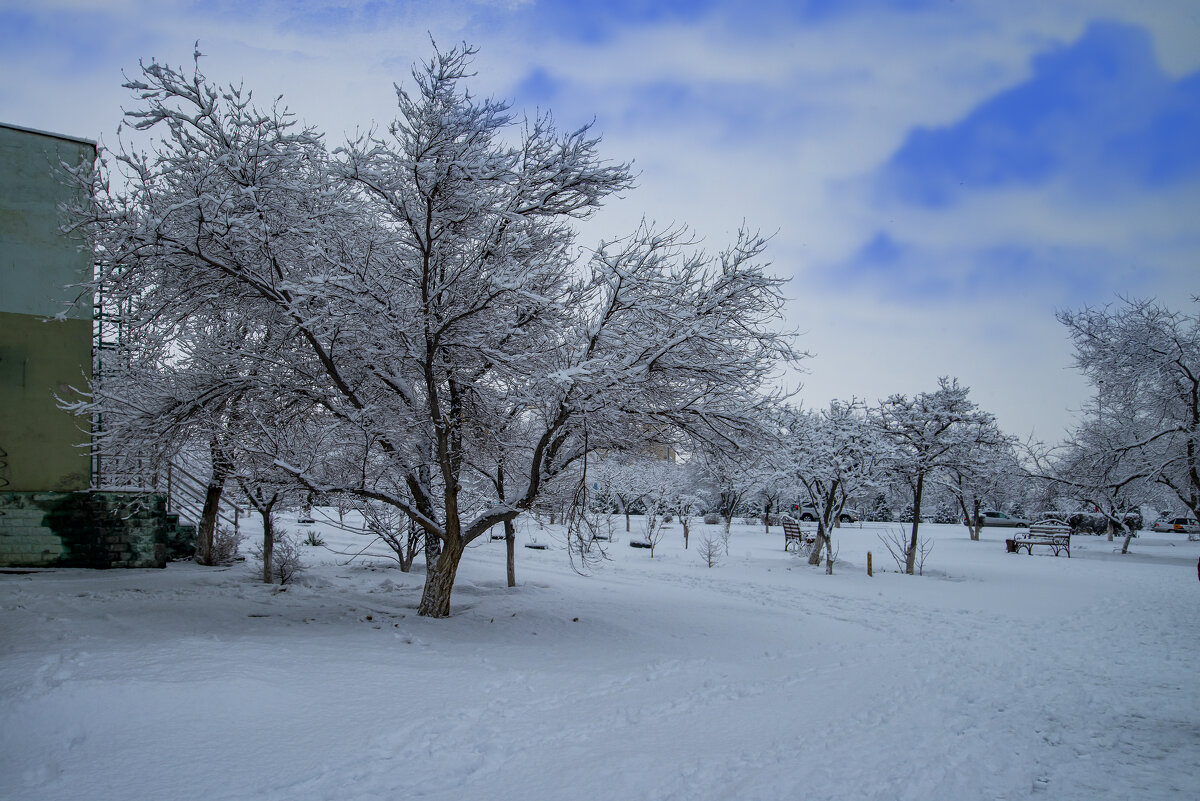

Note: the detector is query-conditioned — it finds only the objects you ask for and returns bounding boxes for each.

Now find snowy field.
[3,514,1198,801]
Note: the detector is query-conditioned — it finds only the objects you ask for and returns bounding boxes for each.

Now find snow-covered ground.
[3,514,1198,800]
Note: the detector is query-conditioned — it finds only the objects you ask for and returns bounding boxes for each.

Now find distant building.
[0,122,94,492]
[0,122,189,568]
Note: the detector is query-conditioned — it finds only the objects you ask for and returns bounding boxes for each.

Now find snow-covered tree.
[941,423,1022,540]
[227,417,309,583]
[871,378,996,574]
[1035,413,1151,553]
[752,458,792,534]
[785,399,880,566]
[83,274,300,565]
[1058,298,1200,527]
[69,45,797,617]
[667,460,706,550]
[866,491,894,522]
[697,531,722,568]
[588,454,654,533]
[637,461,678,558]
[700,449,764,555]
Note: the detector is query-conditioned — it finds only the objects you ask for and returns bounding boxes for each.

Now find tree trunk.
[424,527,442,567]
[960,496,981,540]
[260,506,275,584]
[418,537,463,617]
[956,496,974,540]
[1117,519,1135,554]
[906,473,924,575]
[808,516,826,566]
[196,442,231,566]
[809,531,829,566]
[399,518,419,572]
[1120,530,1135,554]
[810,486,838,565]
[682,518,689,549]
[505,519,516,588]
[196,483,222,565]
[496,462,516,587]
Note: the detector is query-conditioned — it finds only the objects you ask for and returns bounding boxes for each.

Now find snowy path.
[2,520,1198,800]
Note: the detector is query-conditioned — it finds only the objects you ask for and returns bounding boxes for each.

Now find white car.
[1150,516,1200,534]
[971,510,1030,528]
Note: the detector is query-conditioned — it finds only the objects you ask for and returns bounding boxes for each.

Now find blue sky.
[2,0,1197,440]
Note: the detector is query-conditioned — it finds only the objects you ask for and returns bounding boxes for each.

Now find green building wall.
[0,122,186,569]
[0,122,95,493]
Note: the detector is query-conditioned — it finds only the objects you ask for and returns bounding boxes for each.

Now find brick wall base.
[0,491,195,569]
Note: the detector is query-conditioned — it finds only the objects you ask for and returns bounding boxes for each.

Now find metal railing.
[89,285,240,534]
[91,452,240,534]
[165,460,240,532]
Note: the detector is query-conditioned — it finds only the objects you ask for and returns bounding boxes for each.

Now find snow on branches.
[872,378,998,573]
[68,43,800,617]
[1051,297,1200,550]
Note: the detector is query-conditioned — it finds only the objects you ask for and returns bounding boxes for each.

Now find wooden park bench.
[782,517,817,553]
[1008,519,1072,558]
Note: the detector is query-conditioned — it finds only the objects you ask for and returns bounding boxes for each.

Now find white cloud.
[2,0,1195,440]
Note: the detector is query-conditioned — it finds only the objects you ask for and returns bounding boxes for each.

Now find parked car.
[970,510,1030,528]
[1150,516,1200,534]
[795,505,860,524]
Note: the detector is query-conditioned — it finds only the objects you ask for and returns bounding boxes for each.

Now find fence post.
[867,551,873,577]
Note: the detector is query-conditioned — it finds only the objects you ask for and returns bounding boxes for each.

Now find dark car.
[796,505,860,524]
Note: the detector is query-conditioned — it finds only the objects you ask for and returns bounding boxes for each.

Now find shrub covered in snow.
[209,526,243,566]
